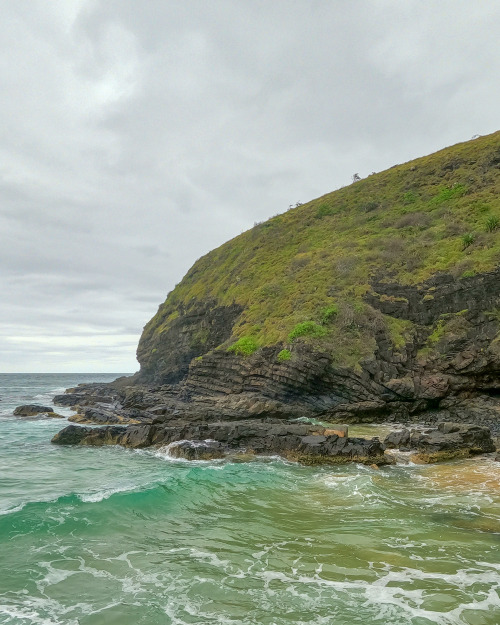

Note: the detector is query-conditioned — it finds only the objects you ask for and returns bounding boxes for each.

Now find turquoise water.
[0,374,499,625]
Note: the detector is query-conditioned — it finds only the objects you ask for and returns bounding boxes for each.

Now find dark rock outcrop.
[52,425,128,446]
[411,422,495,455]
[52,420,390,465]
[14,404,54,416]
[383,422,496,461]
[168,440,226,460]
[114,264,500,432]
[138,302,244,384]
[383,428,411,449]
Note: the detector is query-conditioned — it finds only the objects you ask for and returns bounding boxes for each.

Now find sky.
[1,0,499,373]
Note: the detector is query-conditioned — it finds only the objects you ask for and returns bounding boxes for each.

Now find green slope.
[138,131,500,374]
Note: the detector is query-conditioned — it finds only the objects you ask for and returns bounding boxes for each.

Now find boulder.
[14,404,54,416]
[52,425,94,445]
[383,428,411,449]
[52,424,128,446]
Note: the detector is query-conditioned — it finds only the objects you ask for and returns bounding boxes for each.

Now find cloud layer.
[1,0,499,372]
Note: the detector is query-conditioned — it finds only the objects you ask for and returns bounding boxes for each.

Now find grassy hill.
[138,131,500,380]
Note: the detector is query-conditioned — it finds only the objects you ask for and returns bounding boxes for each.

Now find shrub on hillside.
[227,336,259,356]
[316,202,335,218]
[277,349,292,362]
[402,191,418,204]
[288,321,327,342]
[485,215,499,232]
[461,233,475,250]
[321,305,339,324]
[432,184,468,205]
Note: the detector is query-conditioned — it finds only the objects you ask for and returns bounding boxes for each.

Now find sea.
[0,373,499,625]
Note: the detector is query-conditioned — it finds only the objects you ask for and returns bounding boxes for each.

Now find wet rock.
[53,394,86,407]
[68,408,141,425]
[168,440,226,460]
[384,422,496,458]
[437,422,460,434]
[14,404,54,416]
[411,422,495,455]
[41,411,65,419]
[52,425,94,445]
[118,425,153,448]
[52,425,127,446]
[383,428,411,449]
[51,418,389,464]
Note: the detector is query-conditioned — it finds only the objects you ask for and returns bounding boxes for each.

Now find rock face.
[14,404,55,416]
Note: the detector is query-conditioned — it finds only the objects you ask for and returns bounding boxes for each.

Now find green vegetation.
[385,316,413,350]
[417,311,471,361]
[227,336,259,356]
[461,232,475,249]
[316,202,335,218]
[288,321,327,342]
[321,305,339,324]
[402,191,418,204]
[485,215,499,232]
[277,349,292,362]
[431,184,468,205]
[139,131,500,369]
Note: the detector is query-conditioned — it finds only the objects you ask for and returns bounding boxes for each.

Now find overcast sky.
[1,0,499,373]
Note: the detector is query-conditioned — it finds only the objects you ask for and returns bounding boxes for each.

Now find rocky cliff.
[133,132,500,428]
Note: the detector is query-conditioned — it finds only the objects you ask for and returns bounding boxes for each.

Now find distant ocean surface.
[0,373,499,625]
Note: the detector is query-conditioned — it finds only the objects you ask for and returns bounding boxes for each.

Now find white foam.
[152,440,226,465]
[77,483,138,503]
[0,502,25,516]
[0,604,62,625]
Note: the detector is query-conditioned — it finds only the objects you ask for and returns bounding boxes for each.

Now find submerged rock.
[41,411,65,419]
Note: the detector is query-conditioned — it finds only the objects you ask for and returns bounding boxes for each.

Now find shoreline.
[25,379,495,466]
